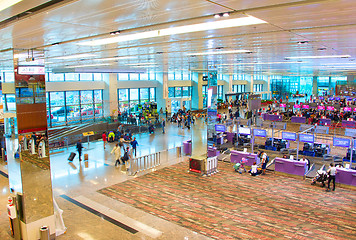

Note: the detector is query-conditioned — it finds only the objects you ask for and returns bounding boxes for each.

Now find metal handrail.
[128,151,161,176]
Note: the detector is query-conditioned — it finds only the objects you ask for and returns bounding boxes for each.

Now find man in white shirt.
[326,163,337,192]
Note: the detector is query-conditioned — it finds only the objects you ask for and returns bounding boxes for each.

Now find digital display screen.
[335,97,341,101]
[215,124,226,132]
[299,134,314,143]
[207,88,213,108]
[302,105,309,109]
[280,104,286,107]
[333,137,350,148]
[344,107,352,112]
[282,132,297,141]
[353,108,356,112]
[294,104,301,109]
[253,129,266,137]
[239,127,251,135]
[319,96,324,100]
[329,97,335,101]
[327,106,335,111]
[317,106,325,110]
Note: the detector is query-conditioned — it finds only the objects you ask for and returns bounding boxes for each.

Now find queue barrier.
[128,152,161,176]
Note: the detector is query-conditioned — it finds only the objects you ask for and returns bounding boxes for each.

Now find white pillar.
[103,73,118,117]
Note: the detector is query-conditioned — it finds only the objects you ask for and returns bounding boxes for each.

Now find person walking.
[261,151,268,175]
[162,118,166,133]
[76,139,85,161]
[111,143,122,166]
[130,137,138,157]
[121,146,131,171]
[326,163,337,192]
[102,131,107,149]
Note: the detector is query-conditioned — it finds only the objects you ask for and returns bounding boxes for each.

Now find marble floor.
[0,119,355,240]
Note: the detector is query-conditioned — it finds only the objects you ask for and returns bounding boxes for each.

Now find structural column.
[5,50,56,240]
[103,73,118,117]
[191,72,203,110]
[312,76,318,96]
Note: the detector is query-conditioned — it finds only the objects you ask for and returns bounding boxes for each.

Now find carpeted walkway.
[98,161,356,240]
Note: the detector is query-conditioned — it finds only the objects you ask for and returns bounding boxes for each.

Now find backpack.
[265,155,269,163]
[122,151,129,161]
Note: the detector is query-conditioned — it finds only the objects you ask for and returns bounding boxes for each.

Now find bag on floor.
[68,152,76,161]
[233,163,241,171]
[84,154,88,161]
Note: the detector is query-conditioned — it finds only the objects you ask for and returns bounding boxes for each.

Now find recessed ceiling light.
[317,47,327,51]
[214,14,221,18]
[297,41,308,44]
[223,13,230,17]
[110,31,121,35]
[186,49,251,56]
[78,16,267,46]
[54,53,96,60]
[285,55,351,59]
[96,56,134,61]
[125,62,156,66]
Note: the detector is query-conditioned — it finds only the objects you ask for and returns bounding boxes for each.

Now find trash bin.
[176,146,182,157]
[40,226,50,240]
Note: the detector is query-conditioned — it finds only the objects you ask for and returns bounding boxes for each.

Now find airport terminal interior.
[0,0,356,239]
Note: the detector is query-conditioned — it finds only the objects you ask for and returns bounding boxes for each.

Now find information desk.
[291,116,306,124]
[335,168,356,187]
[342,120,356,128]
[230,150,259,166]
[208,146,220,158]
[275,157,307,177]
[319,118,331,126]
[183,140,192,155]
[263,114,283,122]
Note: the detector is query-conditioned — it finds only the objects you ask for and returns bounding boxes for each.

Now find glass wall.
[47,90,103,127]
[168,86,192,98]
[253,84,264,92]
[217,85,224,99]
[232,84,246,93]
[118,72,156,81]
[118,87,156,113]
[168,71,191,80]
[47,72,103,81]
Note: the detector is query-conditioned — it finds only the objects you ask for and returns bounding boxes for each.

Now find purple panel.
[230,151,259,166]
[275,158,307,176]
[208,147,218,158]
[335,169,356,186]
[342,120,356,128]
[320,119,331,126]
[226,132,235,142]
[183,141,192,155]
[266,114,283,122]
[291,116,306,124]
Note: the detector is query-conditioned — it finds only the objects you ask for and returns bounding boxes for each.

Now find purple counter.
[230,150,259,166]
[291,116,306,124]
[320,118,331,126]
[264,114,283,122]
[342,120,356,128]
[208,147,220,158]
[275,157,307,176]
[225,132,235,143]
[335,168,356,187]
[183,140,192,155]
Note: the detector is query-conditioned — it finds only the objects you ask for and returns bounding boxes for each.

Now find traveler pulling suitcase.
[84,154,88,161]
[68,152,76,161]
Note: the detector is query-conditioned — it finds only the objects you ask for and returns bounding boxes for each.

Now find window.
[79,73,93,81]
[175,87,182,97]
[65,73,79,81]
[118,89,129,102]
[140,73,149,80]
[93,73,102,81]
[218,85,223,99]
[150,88,156,101]
[118,73,129,80]
[182,87,190,97]
[118,88,156,113]
[168,87,175,98]
[130,89,139,101]
[140,88,149,103]
[233,84,246,93]
[3,71,14,82]
[253,84,263,92]
[130,73,139,81]
[52,73,65,81]
[49,92,65,106]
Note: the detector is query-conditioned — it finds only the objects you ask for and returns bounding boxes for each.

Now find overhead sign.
[253,129,266,137]
[239,127,251,135]
[333,137,350,148]
[18,66,45,75]
[282,132,297,141]
[299,134,314,143]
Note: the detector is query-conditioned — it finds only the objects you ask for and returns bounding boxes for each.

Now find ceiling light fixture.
[186,49,251,56]
[96,56,134,61]
[223,13,230,17]
[65,63,112,68]
[110,30,121,35]
[220,61,303,66]
[55,53,96,60]
[214,14,220,18]
[125,62,156,66]
[78,15,267,46]
[285,55,351,59]
[0,0,23,12]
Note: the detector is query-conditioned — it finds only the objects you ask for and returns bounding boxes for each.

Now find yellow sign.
[82,131,94,136]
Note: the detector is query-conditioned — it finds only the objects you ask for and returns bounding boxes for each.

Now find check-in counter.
[342,120,356,128]
[335,168,356,188]
[183,140,192,155]
[225,132,235,143]
[230,150,259,166]
[320,118,331,126]
[275,157,307,178]
[208,146,220,158]
[263,114,283,122]
[291,116,306,124]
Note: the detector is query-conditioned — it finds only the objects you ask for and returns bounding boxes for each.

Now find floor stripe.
[60,194,138,234]
[75,196,162,238]
[0,170,8,178]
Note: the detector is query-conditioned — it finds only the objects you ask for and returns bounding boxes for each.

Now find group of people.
[170,109,196,130]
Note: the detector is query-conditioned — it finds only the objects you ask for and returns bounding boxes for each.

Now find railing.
[128,146,183,176]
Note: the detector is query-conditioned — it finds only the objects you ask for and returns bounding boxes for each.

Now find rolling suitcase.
[68,152,76,161]
[84,154,88,161]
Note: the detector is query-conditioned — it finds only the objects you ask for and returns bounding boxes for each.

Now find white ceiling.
[0,0,356,76]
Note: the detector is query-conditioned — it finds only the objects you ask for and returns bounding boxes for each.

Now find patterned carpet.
[99,161,356,240]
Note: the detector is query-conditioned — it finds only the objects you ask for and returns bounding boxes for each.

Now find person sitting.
[249,162,260,176]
